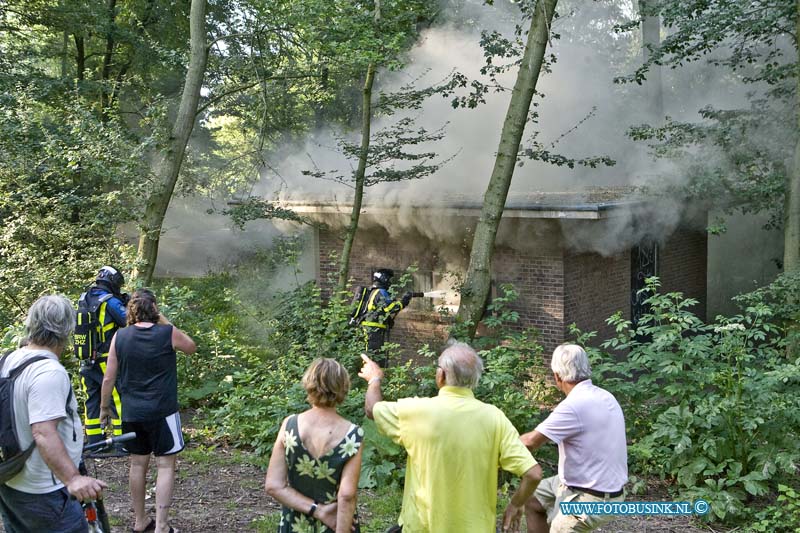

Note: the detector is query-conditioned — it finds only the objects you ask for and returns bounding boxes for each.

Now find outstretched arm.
[520,430,550,452]
[502,464,542,532]
[358,354,384,419]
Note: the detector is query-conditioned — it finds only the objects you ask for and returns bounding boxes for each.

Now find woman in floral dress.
[266,359,363,533]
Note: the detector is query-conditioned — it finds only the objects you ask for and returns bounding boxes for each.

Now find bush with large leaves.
[575,277,800,522]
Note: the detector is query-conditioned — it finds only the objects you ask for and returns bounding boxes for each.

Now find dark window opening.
[631,241,658,328]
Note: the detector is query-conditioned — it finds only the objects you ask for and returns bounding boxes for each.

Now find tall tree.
[325,76,455,292]
[218,0,446,292]
[133,0,208,285]
[334,0,381,293]
[639,0,663,121]
[618,0,797,270]
[786,0,800,272]
[455,0,559,338]
[337,61,375,292]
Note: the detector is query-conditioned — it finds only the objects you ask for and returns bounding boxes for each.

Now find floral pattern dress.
[279,414,363,533]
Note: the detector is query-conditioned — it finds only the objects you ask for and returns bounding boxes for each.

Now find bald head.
[438,341,484,389]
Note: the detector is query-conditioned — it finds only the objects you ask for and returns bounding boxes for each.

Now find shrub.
[207,281,552,486]
[749,483,800,532]
[576,277,800,521]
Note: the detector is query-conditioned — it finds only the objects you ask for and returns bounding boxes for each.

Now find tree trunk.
[100,0,118,122]
[335,0,380,293]
[336,62,375,293]
[785,0,800,273]
[640,0,664,121]
[782,0,800,357]
[455,0,558,338]
[74,34,85,81]
[61,30,68,78]
[133,0,208,285]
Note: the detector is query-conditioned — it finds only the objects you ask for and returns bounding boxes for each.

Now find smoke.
[251,0,756,259]
[154,197,315,280]
[155,0,770,289]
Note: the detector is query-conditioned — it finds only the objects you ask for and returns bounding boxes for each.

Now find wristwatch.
[307,501,318,518]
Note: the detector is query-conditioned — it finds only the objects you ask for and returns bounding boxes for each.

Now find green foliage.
[617,0,795,90]
[748,483,800,533]
[183,278,549,489]
[574,277,800,522]
[616,0,796,227]
[205,281,366,455]
[0,86,143,324]
[154,279,250,406]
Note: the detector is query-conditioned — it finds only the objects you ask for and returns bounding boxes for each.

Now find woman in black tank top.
[99,289,197,533]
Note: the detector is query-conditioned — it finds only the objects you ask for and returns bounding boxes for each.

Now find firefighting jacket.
[361,287,404,330]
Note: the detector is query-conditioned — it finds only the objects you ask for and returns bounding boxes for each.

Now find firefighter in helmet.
[76,266,128,446]
[361,268,412,365]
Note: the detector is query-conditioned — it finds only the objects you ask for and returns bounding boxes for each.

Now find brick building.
[291,192,707,355]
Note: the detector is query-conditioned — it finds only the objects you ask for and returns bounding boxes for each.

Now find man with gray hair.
[0,295,106,532]
[520,344,627,533]
[359,342,542,532]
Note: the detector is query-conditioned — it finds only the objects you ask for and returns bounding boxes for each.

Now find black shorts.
[122,412,185,456]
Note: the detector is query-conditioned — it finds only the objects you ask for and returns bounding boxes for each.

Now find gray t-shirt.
[1,348,83,494]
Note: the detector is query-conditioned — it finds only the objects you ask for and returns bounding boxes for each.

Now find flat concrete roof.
[282,190,650,220]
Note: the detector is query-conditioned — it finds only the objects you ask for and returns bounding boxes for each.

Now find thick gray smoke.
[156,0,772,298]
[257,0,754,257]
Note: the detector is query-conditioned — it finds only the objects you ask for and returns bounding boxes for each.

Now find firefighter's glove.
[401,292,413,307]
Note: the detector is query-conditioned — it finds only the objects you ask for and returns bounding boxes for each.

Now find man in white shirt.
[0,295,106,533]
[520,344,627,533]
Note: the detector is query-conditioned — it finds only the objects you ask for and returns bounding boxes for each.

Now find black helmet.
[96,266,124,294]
[372,268,394,288]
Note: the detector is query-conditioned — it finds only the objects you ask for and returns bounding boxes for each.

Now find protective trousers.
[363,327,390,368]
[80,358,122,444]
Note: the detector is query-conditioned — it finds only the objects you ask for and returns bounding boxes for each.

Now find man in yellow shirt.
[359,342,542,533]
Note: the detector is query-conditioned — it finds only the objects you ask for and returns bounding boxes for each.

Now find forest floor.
[2,414,724,533]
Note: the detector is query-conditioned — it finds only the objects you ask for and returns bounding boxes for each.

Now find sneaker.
[85,444,129,459]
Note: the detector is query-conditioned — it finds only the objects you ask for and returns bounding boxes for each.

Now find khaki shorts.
[533,475,625,533]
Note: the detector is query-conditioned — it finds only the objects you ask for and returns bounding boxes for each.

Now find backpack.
[348,286,370,326]
[0,353,49,484]
[74,290,112,360]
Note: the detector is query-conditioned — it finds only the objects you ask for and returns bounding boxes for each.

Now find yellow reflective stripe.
[76,313,88,359]
[97,302,107,342]
[86,428,104,435]
[361,321,387,329]
[385,301,403,313]
[99,361,123,420]
[81,376,90,420]
[367,289,381,311]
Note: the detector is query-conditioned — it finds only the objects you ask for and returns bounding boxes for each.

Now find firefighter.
[361,268,412,365]
[76,266,128,446]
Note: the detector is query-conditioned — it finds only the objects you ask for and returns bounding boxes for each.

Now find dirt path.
[84,445,717,532]
[88,446,275,532]
[0,422,719,532]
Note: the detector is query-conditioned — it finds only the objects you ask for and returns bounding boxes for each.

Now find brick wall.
[319,225,571,356]
[658,227,708,321]
[318,226,454,357]
[492,248,565,354]
[564,252,631,346]
[315,220,707,357]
